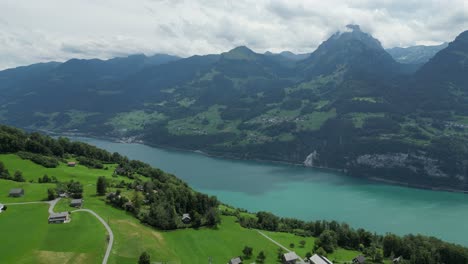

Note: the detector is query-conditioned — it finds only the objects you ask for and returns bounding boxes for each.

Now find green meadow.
[0,154,363,264]
[0,203,106,264]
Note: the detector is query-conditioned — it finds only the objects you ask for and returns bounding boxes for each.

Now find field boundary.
[256,230,291,252]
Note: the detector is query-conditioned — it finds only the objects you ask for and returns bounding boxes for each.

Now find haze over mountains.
[1,25,468,191]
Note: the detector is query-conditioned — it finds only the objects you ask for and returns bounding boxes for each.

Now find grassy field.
[0,203,106,264]
[0,154,365,264]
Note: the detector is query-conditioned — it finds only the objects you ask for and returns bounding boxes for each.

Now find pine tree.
[96,176,107,196]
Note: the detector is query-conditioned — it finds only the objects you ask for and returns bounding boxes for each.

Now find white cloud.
[0,0,467,69]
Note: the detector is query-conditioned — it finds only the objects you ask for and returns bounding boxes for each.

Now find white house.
[310,254,333,264]
[0,203,4,213]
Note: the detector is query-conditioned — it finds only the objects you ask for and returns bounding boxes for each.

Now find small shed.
[282,252,300,264]
[182,213,191,224]
[310,254,333,264]
[229,257,243,264]
[393,256,402,263]
[0,203,4,212]
[67,162,76,167]
[353,255,366,264]
[70,199,83,208]
[9,188,24,197]
[48,212,70,224]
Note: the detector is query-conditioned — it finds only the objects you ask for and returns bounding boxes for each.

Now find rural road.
[5,199,114,264]
[73,209,114,264]
[256,230,291,252]
[4,201,48,206]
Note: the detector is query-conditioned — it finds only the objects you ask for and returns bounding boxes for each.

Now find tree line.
[223,209,468,264]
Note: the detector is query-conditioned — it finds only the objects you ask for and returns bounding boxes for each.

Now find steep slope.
[408,31,468,112]
[299,25,401,80]
[0,26,468,191]
[386,42,448,65]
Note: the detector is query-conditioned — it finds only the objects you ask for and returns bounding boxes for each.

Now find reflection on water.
[73,137,468,246]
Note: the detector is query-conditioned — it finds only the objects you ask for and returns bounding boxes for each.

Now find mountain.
[386,42,448,65]
[299,24,403,80]
[264,50,311,61]
[1,26,468,191]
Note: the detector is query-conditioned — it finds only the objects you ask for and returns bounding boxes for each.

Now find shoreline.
[41,129,468,195]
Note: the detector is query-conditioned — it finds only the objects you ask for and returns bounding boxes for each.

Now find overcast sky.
[0,0,467,70]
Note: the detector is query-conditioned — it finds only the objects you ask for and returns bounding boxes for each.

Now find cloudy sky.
[0,0,467,70]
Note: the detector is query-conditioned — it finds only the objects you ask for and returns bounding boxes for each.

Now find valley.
[1,26,467,192]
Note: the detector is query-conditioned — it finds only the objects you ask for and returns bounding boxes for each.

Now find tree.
[300,240,306,248]
[290,243,295,248]
[14,170,25,182]
[316,230,338,253]
[205,207,220,226]
[306,252,312,259]
[96,176,107,196]
[47,188,57,200]
[316,247,327,257]
[256,251,266,263]
[131,191,143,210]
[277,248,285,261]
[138,251,150,264]
[242,246,253,259]
[0,161,11,179]
[192,211,202,228]
[42,174,50,183]
[68,181,84,198]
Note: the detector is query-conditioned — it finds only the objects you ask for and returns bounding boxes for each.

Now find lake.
[75,137,468,246]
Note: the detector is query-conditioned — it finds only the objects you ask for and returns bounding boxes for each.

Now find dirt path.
[72,209,114,264]
[256,230,291,252]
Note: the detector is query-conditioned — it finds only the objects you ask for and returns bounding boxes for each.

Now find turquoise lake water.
[75,137,468,246]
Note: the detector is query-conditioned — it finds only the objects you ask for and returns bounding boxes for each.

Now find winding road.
[72,209,114,264]
[4,198,114,264]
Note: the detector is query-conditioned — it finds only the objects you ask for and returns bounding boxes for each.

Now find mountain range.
[1,25,467,191]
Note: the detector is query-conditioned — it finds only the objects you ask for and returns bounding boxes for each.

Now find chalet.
[229,257,243,264]
[353,255,366,264]
[282,252,300,264]
[182,213,191,224]
[124,201,135,212]
[67,162,76,167]
[48,212,70,224]
[9,188,24,197]
[70,199,83,208]
[310,254,333,264]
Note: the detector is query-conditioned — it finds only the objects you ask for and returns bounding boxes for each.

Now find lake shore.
[40,129,468,195]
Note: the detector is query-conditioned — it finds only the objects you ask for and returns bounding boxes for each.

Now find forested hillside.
[0,124,219,230]
[2,124,468,264]
[1,25,467,191]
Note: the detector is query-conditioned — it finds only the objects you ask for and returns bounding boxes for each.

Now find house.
[9,188,24,197]
[67,162,76,167]
[182,213,191,224]
[70,199,83,208]
[48,212,70,224]
[352,255,366,264]
[229,257,243,264]
[282,252,300,264]
[310,254,333,264]
[0,203,4,213]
